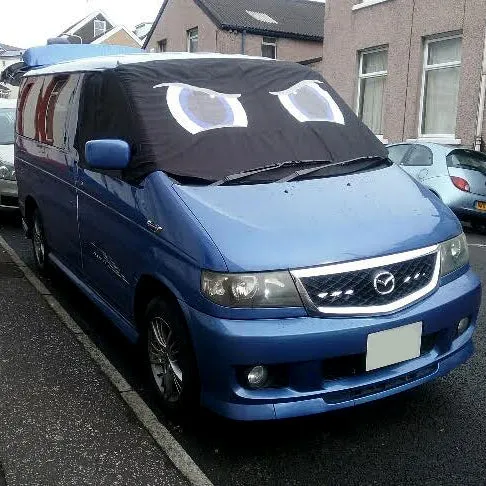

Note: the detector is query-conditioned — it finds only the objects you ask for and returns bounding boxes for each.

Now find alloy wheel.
[148,316,183,403]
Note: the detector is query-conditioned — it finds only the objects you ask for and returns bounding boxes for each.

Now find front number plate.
[475,201,486,211]
[366,322,422,372]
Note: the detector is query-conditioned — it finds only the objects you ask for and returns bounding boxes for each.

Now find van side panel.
[15,75,82,272]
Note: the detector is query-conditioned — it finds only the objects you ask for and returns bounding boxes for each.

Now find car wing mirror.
[85,139,130,170]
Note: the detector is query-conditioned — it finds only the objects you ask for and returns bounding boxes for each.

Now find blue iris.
[179,88,234,129]
[288,86,334,121]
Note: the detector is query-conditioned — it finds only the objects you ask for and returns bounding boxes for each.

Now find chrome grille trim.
[291,244,440,316]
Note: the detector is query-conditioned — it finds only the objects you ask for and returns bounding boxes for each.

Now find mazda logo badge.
[373,270,396,295]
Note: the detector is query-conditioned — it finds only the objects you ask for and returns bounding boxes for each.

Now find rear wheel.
[143,297,199,415]
[32,208,49,274]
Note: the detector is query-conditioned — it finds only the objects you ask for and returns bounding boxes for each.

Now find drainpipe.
[474,26,486,151]
[241,30,246,55]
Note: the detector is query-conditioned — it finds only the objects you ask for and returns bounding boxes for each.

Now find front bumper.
[183,268,481,420]
[0,178,18,210]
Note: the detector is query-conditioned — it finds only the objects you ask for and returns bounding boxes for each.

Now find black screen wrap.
[81,58,387,182]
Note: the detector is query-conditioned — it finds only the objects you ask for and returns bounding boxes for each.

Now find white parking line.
[468,243,486,248]
[0,234,213,486]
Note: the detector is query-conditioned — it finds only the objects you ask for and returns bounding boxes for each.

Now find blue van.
[14,46,481,420]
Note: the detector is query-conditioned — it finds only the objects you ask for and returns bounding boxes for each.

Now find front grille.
[321,331,440,381]
[324,363,438,404]
[297,252,437,312]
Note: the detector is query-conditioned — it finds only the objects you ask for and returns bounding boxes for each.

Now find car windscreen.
[76,59,387,184]
[0,108,15,145]
[447,150,486,174]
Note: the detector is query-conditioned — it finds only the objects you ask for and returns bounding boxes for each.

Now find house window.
[262,37,277,59]
[187,28,198,53]
[94,19,107,38]
[157,39,167,52]
[420,36,462,137]
[357,48,387,135]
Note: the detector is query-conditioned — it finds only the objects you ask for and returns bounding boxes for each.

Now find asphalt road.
[1,214,485,486]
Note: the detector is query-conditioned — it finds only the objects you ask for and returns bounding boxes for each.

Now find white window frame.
[187,28,198,53]
[356,46,388,137]
[93,19,107,38]
[418,34,462,140]
[352,0,393,11]
[261,37,277,59]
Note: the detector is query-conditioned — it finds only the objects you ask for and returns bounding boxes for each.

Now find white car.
[0,98,17,211]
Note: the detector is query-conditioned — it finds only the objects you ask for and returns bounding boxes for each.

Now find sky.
[2,0,326,49]
[2,0,163,48]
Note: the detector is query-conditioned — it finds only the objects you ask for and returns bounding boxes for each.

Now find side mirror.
[85,139,130,170]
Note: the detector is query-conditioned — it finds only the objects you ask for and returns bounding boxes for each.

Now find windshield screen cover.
[76,58,387,182]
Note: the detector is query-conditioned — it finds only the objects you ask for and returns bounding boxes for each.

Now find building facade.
[144,0,324,70]
[59,11,142,48]
[322,0,486,149]
[0,43,23,99]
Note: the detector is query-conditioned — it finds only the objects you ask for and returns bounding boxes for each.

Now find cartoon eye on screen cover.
[153,79,345,134]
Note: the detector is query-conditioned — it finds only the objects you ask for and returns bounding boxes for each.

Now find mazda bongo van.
[14,45,481,420]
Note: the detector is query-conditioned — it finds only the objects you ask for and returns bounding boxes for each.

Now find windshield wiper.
[278,156,389,183]
[210,160,330,186]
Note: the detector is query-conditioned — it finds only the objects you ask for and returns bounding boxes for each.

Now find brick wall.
[322,0,486,147]
[145,0,322,65]
[99,29,141,48]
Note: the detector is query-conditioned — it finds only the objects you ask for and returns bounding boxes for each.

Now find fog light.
[246,365,268,389]
[457,317,470,336]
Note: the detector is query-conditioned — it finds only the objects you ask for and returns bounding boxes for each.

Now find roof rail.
[23,44,143,68]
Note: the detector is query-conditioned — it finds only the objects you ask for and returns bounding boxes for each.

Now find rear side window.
[402,145,433,166]
[17,75,78,148]
[447,150,486,173]
[387,144,410,164]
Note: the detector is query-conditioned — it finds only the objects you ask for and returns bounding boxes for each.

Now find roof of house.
[60,10,115,36]
[0,42,24,57]
[143,0,325,48]
[91,25,143,46]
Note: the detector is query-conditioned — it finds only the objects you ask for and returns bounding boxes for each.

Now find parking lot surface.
[1,217,485,486]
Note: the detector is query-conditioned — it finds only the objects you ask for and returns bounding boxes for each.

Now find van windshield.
[447,150,486,174]
[0,108,15,145]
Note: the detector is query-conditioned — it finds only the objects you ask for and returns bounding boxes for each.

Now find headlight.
[0,162,15,181]
[440,233,469,276]
[201,270,303,308]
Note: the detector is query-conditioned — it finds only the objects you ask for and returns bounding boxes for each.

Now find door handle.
[147,220,163,234]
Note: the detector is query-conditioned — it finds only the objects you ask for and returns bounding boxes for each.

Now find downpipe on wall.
[474,27,486,151]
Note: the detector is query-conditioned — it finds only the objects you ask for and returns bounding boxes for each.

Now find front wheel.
[31,208,49,274]
[143,297,200,416]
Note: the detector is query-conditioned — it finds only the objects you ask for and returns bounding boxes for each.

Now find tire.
[142,297,200,416]
[31,208,49,274]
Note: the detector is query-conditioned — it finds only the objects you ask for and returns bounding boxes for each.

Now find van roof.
[24,52,273,77]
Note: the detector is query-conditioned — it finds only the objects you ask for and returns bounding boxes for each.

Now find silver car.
[387,141,486,232]
[0,98,17,211]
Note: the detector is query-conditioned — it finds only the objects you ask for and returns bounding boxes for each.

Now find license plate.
[475,201,486,211]
[366,322,422,372]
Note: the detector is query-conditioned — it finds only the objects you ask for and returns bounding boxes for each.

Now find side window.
[36,75,75,148]
[17,78,43,140]
[387,144,410,164]
[402,145,433,167]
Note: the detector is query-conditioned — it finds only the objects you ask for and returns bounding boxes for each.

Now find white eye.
[153,83,248,134]
[270,80,345,125]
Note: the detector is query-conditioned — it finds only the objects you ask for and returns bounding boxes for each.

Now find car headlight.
[0,162,15,181]
[201,270,303,308]
[440,233,469,277]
